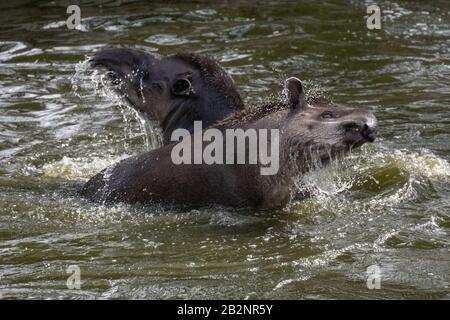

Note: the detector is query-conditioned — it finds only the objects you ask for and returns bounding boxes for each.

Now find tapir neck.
[161,93,243,145]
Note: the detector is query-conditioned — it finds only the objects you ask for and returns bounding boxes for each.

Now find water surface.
[0,0,449,299]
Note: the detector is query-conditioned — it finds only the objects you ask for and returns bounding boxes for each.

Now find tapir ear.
[285,77,308,110]
[171,77,193,96]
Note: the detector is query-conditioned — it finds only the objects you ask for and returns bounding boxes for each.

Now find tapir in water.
[90,48,244,145]
[80,70,377,208]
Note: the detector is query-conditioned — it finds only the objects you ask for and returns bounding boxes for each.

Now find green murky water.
[0,0,449,299]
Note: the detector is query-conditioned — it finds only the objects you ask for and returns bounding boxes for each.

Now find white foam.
[293,145,450,211]
[42,155,129,180]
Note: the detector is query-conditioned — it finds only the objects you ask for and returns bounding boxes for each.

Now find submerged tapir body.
[80,78,377,208]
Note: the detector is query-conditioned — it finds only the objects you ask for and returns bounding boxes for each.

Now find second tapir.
[90,48,244,145]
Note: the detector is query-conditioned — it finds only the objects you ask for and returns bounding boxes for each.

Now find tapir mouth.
[89,48,164,118]
[344,123,377,149]
[350,135,375,149]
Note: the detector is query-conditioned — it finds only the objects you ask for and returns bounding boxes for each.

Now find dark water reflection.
[0,0,449,299]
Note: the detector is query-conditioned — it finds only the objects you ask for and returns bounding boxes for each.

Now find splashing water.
[293,144,450,213]
[41,155,130,180]
[71,58,163,151]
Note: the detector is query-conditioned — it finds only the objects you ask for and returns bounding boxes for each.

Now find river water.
[0,0,449,299]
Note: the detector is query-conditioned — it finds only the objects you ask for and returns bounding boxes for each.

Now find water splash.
[71,57,163,151]
[41,155,129,180]
[292,145,450,211]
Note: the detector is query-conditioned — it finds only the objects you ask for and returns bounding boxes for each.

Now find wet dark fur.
[173,53,244,111]
[82,50,377,208]
[80,78,377,208]
[214,96,336,129]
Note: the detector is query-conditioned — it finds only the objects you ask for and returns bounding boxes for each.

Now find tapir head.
[90,48,244,144]
[283,77,377,162]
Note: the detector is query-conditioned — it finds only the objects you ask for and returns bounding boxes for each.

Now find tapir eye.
[172,78,192,96]
[321,111,335,119]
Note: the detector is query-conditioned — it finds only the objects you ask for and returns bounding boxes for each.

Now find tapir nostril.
[362,123,376,142]
[343,120,377,143]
